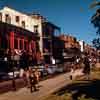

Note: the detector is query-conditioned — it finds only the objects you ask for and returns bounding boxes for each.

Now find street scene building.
[0,6,39,72]
[0,3,100,100]
[59,35,81,61]
[0,6,62,72]
[0,6,99,72]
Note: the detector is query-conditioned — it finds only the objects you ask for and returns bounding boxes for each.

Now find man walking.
[29,67,40,93]
[83,53,91,80]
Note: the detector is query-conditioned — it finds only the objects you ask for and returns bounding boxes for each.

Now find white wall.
[79,40,84,52]
[0,6,42,34]
[0,6,43,54]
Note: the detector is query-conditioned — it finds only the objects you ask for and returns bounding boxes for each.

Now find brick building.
[59,34,81,61]
[0,6,61,69]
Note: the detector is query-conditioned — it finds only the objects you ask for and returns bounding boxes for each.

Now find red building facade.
[0,21,39,72]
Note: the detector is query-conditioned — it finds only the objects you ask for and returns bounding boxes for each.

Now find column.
[17,38,20,50]
[22,39,24,50]
[10,32,14,49]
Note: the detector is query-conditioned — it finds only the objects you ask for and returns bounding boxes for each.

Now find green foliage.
[90,1,100,49]
[44,93,96,100]
[44,93,72,100]
[92,38,100,50]
[90,1,100,9]
[78,94,95,100]
[91,8,100,50]
[61,93,72,100]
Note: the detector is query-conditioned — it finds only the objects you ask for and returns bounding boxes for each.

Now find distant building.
[59,35,80,49]
[52,36,64,64]
[41,21,61,64]
[78,40,84,52]
[59,34,81,61]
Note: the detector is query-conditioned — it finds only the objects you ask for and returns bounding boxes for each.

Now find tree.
[90,1,100,9]
[90,1,100,50]
[92,38,100,49]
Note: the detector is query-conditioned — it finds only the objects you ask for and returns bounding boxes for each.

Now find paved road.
[0,78,26,93]
[0,72,71,100]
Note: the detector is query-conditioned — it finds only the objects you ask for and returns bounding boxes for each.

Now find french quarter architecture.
[0,6,61,66]
[0,6,99,72]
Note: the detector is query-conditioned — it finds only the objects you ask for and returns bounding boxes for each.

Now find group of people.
[19,67,41,93]
[3,49,93,92]
[69,53,91,80]
[2,49,42,93]
[3,49,38,72]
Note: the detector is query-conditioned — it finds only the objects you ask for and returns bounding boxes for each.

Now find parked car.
[8,71,20,79]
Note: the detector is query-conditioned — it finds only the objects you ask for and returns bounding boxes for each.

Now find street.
[0,78,25,93]
[0,72,71,100]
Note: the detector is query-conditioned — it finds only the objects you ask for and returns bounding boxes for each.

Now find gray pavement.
[0,72,71,100]
[0,78,25,93]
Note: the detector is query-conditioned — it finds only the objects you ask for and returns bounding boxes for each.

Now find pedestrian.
[34,67,41,87]
[83,53,91,80]
[29,68,40,93]
[26,67,32,88]
[19,68,24,78]
[69,66,74,80]
[69,63,76,80]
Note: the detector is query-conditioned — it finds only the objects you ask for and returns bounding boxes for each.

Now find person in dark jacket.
[83,54,90,80]
[29,68,38,93]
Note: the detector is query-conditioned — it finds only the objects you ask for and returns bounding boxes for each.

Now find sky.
[0,0,99,45]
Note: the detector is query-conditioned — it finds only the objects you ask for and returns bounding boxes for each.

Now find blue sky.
[0,0,98,45]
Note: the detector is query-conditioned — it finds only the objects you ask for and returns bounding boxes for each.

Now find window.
[5,14,11,24]
[19,39,23,49]
[42,24,51,37]
[34,25,38,33]
[24,41,28,50]
[22,21,25,28]
[0,13,2,21]
[1,36,8,49]
[16,16,20,22]
[43,40,50,52]
[14,38,18,49]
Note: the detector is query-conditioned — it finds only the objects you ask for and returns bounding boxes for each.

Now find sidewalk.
[0,78,25,93]
[0,72,71,100]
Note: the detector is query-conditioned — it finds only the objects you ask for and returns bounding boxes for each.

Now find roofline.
[42,21,61,30]
[2,6,30,16]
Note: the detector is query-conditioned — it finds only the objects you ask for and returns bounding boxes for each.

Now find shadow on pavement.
[55,79,100,100]
[0,78,26,94]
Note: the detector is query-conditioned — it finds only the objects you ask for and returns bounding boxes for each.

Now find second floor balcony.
[42,21,61,39]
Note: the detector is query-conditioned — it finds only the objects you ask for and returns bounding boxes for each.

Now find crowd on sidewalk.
[19,66,41,93]
[0,48,100,93]
[69,52,97,80]
[18,52,99,93]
